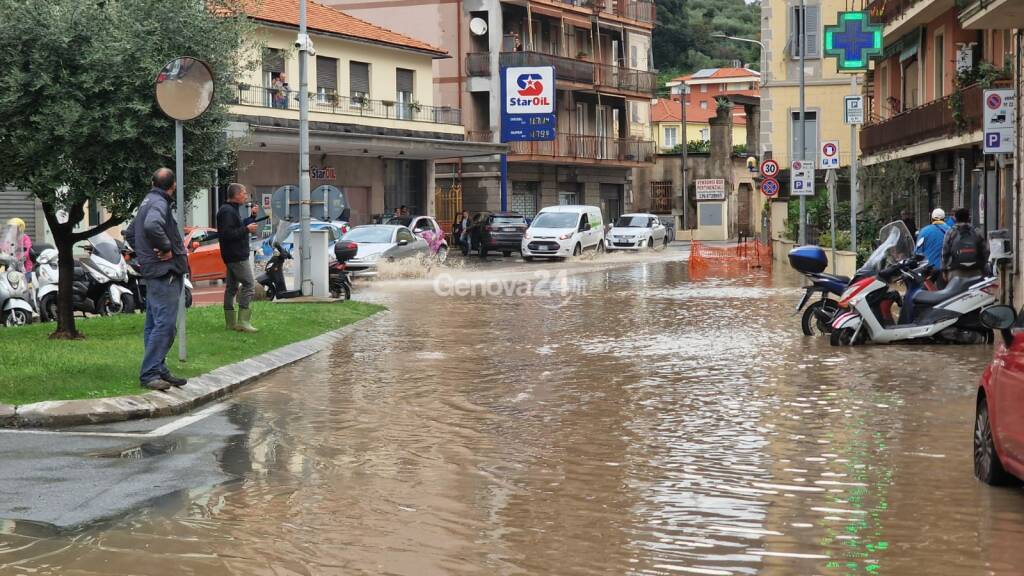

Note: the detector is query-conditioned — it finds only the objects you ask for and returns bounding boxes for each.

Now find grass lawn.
[0,301,384,406]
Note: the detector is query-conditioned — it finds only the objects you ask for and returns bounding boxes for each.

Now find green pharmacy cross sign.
[824,11,882,72]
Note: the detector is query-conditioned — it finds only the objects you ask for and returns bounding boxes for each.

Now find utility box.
[989,229,1012,263]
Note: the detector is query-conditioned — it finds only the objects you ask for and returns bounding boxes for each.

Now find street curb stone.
[5,316,378,429]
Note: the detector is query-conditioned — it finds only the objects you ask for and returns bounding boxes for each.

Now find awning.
[238,125,508,160]
[528,3,564,19]
[562,12,592,29]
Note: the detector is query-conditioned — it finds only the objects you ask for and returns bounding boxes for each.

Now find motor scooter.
[31,244,95,322]
[831,221,998,346]
[0,224,36,326]
[329,240,357,300]
[119,240,194,310]
[789,245,850,335]
[79,232,134,315]
[257,225,303,300]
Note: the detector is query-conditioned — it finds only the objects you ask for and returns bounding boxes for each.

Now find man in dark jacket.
[942,207,990,280]
[124,168,189,391]
[216,183,259,332]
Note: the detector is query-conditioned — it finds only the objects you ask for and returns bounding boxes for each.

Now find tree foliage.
[0,0,254,337]
[654,0,761,84]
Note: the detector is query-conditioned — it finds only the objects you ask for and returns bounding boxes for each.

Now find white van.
[521,205,605,260]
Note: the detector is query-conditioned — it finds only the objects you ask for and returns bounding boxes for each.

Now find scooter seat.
[912,276,981,307]
[812,272,850,285]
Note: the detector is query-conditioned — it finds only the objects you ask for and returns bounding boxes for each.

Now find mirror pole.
[298,0,313,296]
[176,120,187,362]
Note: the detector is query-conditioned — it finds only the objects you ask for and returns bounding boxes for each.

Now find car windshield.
[89,233,122,264]
[615,216,649,228]
[343,227,394,243]
[531,212,578,229]
[492,216,525,226]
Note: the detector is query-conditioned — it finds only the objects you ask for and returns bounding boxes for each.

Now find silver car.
[343,225,431,276]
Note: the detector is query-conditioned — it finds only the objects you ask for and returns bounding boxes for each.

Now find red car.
[974,305,1024,484]
[184,227,227,282]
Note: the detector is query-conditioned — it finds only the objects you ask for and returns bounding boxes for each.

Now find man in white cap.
[915,208,951,284]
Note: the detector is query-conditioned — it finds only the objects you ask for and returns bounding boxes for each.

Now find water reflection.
[3,260,1024,575]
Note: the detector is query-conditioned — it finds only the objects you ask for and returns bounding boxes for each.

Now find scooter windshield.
[858,221,914,276]
[88,233,124,265]
[0,224,23,269]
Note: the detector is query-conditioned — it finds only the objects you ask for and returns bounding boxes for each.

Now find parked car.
[342,225,431,276]
[973,305,1024,485]
[521,205,605,260]
[468,212,527,257]
[387,215,448,257]
[605,213,669,251]
[184,227,226,282]
[259,220,346,263]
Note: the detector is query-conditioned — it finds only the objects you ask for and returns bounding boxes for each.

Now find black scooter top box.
[334,241,357,263]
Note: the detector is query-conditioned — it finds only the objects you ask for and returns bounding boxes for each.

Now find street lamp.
[711,32,766,86]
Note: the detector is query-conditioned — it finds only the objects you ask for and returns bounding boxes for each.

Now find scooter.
[329,240,356,300]
[79,232,134,315]
[119,240,194,310]
[831,221,997,346]
[0,224,36,326]
[257,240,302,300]
[31,244,95,322]
[789,245,850,335]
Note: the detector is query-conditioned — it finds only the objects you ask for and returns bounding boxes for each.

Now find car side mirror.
[981,305,1017,345]
[190,241,200,251]
[398,239,409,246]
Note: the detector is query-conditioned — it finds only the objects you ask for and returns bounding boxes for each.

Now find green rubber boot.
[236,308,259,333]
[224,309,237,330]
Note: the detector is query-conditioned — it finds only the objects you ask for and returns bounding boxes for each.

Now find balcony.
[597,0,656,25]
[860,84,981,157]
[233,84,462,126]
[509,133,655,165]
[866,0,955,38]
[466,51,656,97]
[958,0,1024,29]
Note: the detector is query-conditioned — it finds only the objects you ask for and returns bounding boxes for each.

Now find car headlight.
[524,232,532,240]
[558,233,571,240]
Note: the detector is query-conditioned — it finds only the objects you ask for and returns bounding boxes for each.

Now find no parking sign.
[760,177,780,198]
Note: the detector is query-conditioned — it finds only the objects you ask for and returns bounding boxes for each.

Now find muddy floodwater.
[3,253,1024,575]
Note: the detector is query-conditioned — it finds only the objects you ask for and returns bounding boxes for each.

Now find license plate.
[502,227,516,232]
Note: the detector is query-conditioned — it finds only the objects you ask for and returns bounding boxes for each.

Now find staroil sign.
[505,67,554,114]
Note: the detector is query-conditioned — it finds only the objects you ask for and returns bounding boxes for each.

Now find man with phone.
[217,183,260,333]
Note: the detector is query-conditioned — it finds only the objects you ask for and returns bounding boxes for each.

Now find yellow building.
[650,98,749,152]
[760,0,858,169]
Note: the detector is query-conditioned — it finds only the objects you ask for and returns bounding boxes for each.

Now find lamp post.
[298,0,312,295]
[710,33,766,86]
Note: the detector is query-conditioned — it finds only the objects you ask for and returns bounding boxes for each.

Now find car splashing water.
[3,259,1024,575]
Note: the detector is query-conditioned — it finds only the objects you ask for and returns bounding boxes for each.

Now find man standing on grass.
[217,183,259,333]
[124,168,189,391]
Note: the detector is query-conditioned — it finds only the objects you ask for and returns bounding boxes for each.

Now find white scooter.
[0,224,35,326]
[79,232,135,315]
[831,221,998,345]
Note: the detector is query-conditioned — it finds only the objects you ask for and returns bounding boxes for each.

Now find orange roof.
[673,67,761,83]
[651,99,749,124]
[241,0,447,57]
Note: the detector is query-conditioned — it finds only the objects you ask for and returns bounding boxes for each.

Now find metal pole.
[850,74,858,255]
[298,0,313,295]
[175,120,186,362]
[681,85,689,231]
[828,169,837,274]
[798,0,807,245]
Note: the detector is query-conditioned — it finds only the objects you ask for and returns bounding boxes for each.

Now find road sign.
[695,179,726,201]
[819,140,840,169]
[983,88,1015,154]
[759,159,780,178]
[791,160,815,196]
[845,95,864,125]
[500,66,557,142]
[824,12,883,72]
[760,177,780,198]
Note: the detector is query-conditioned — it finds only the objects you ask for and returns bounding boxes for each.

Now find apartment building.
[339,0,658,222]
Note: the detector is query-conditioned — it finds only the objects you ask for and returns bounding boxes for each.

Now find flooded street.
[4,253,1024,575]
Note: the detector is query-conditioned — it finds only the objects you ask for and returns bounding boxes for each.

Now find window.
[630,45,638,68]
[879,62,890,117]
[630,101,640,124]
[316,56,338,105]
[396,68,415,120]
[700,101,708,110]
[396,228,415,243]
[790,111,818,161]
[350,61,370,105]
[412,218,435,233]
[789,4,820,59]
[511,182,539,218]
[664,126,678,148]
[934,32,945,99]
[559,191,577,205]
[699,127,710,141]
[700,84,708,93]
[576,102,587,134]
[262,48,286,108]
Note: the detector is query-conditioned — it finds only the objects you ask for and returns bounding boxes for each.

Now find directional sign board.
[819,140,840,170]
[791,160,815,196]
[695,179,726,201]
[824,12,883,73]
[983,89,1015,154]
[845,95,865,125]
[760,177,780,198]
[759,159,780,178]
[500,66,556,142]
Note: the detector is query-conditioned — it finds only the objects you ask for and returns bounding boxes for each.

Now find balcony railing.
[509,133,655,163]
[860,84,982,156]
[233,84,462,126]
[598,0,656,24]
[472,51,655,96]
[466,130,495,143]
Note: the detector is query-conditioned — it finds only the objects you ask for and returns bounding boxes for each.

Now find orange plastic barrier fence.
[689,239,772,272]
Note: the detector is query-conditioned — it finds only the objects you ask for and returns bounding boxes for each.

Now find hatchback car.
[973,305,1024,485]
[342,225,431,276]
[605,213,668,251]
[184,227,226,282]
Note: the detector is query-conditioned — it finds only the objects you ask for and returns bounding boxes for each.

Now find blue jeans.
[140,274,182,383]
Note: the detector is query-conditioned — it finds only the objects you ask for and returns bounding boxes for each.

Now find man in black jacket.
[124,168,189,391]
[217,183,259,332]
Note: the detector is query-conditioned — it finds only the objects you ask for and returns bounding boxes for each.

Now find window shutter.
[316,56,338,93]
[396,69,414,94]
[350,61,370,96]
[805,5,820,58]
[263,48,284,73]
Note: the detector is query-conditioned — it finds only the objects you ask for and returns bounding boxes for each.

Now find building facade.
[339,0,658,223]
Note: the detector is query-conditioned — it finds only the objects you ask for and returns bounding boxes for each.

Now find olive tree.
[0,0,254,338]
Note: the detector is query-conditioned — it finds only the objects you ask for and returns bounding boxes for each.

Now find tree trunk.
[51,232,83,340]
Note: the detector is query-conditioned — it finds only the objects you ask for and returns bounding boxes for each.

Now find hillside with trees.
[654,0,762,88]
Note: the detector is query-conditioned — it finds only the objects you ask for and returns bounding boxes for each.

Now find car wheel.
[975,398,1015,485]
[801,299,839,336]
[573,243,582,257]
[596,241,605,254]
[2,308,31,327]
[502,251,512,257]
[647,237,654,249]
[40,294,58,323]
[524,256,534,262]
[436,246,448,264]
[663,235,669,247]
[829,327,862,346]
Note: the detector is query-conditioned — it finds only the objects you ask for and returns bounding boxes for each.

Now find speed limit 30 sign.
[759,159,780,178]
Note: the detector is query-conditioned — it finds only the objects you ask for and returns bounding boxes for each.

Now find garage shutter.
[316,56,338,94]
[0,187,38,241]
[350,61,370,97]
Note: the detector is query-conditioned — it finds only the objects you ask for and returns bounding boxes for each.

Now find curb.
[0,316,377,429]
